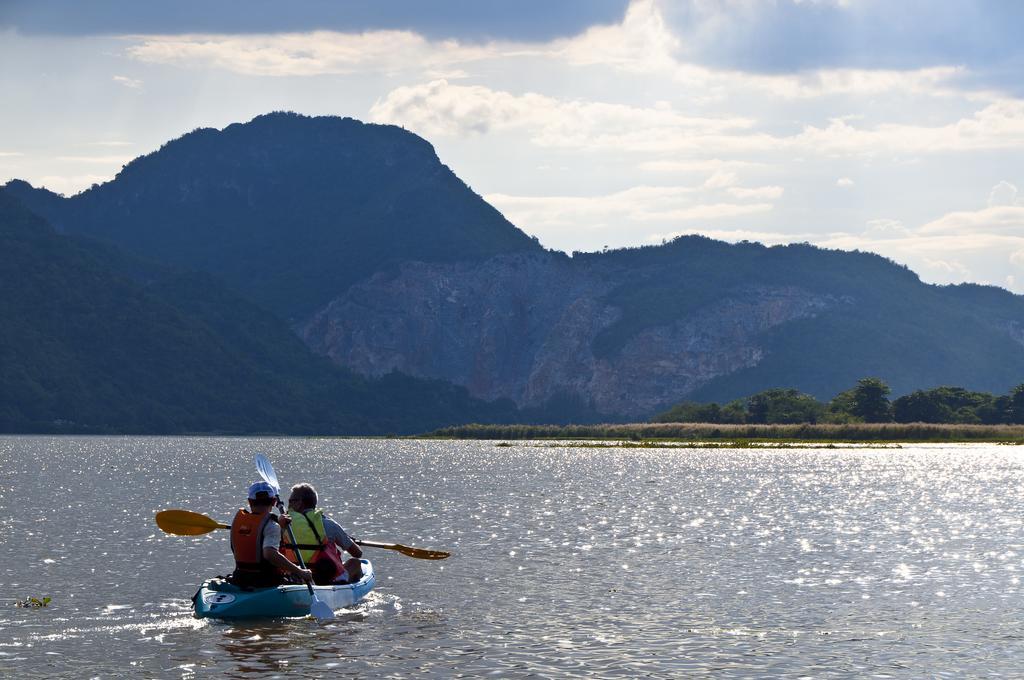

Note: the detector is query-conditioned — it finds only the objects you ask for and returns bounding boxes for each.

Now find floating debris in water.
[15,596,51,608]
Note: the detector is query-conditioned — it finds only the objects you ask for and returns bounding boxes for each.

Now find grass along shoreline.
[425,422,1024,443]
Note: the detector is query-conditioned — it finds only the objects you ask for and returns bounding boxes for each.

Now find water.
[1,437,1023,677]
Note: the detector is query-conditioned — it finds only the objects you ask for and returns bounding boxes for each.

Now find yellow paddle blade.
[156,509,229,536]
[356,539,450,560]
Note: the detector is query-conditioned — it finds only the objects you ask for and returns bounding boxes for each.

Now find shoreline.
[423,422,1024,444]
[3,423,1024,444]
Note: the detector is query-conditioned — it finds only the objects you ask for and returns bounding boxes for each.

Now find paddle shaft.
[156,509,449,558]
[274,498,318,598]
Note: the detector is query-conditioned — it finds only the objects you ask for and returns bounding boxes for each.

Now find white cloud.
[922,257,971,277]
[424,68,471,80]
[595,5,973,101]
[988,180,1020,207]
[651,202,774,221]
[371,76,1024,158]
[736,66,966,100]
[0,151,23,158]
[555,0,679,72]
[369,78,753,144]
[113,75,143,89]
[122,0,680,81]
[918,205,1024,236]
[121,0,970,106]
[116,0,1024,172]
[639,158,762,173]
[484,184,774,230]
[727,185,784,200]
[703,170,738,188]
[863,218,910,238]
[550,1,966,100]
[126,29,497,77]
[792,100,1024,155]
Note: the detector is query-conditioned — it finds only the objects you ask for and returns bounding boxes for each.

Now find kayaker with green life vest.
[229,481,313,588]
[280,483,364,585]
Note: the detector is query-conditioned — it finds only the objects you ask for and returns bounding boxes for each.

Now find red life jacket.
[280,510,345,585]
[230,509,283,587]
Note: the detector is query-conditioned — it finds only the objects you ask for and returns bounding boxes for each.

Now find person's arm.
[324,517,362,558]
[262,518,312,582]
[263,546,313,582]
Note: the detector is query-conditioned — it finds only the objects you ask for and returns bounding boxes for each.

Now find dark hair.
[290,483,318,508]
[249,493,275,508]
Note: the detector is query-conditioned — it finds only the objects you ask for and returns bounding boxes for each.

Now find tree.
[825,388,860,423]
[892,386,992,423]
[721,400,747,423]
[850,377,892,423]
[653,398,749,424]
[654,401,733,423]
[745,388,825,424]
[1009,384,1024,424]
[976,395,1010,424]
[893,390,951,423]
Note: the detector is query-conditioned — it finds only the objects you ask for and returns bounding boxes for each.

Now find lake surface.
[1,437,1023,678]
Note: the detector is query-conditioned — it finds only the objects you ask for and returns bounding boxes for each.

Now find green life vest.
[285,508,327,565]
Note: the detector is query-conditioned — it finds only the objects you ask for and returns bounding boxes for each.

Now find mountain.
[0,189,518,434]
[7,112,1024,422]
[299,238,1024,417]
[7,111,540,321]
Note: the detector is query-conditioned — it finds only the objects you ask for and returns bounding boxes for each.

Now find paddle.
[253,453,334,622]
[355,539,450,560]
[156,510,451,559]
[156,509,228,535]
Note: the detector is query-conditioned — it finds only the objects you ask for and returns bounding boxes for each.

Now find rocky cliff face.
[300,252,840,418]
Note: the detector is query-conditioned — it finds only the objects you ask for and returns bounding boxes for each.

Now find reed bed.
[425,422,1024,443]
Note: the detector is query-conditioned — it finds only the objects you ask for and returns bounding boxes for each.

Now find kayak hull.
[193,559,375,619]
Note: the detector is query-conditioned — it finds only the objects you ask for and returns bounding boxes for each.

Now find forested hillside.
[0,189,518,433]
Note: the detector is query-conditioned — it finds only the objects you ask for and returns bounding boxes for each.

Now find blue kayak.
[192,559,375,619]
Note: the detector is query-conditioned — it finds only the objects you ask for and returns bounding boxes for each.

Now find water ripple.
[1,438,1023,677]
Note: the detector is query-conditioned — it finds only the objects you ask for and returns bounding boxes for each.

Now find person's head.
[288,483,318,512]
[247,481,277,510]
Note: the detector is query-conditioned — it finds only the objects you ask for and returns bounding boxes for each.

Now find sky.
[2,0,1024,292]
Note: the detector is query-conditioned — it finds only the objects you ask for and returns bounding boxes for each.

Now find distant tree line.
[653,378,1024,425]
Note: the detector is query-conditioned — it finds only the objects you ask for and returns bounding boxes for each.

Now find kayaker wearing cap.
[229,481,313,588]
[280,483,364,585]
